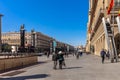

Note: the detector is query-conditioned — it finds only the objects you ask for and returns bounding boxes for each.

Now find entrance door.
[115,33,120,55]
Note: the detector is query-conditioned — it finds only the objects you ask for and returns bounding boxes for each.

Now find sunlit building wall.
[86,0,120,55]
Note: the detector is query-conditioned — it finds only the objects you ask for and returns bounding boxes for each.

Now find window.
[115,0,120,7]
[110,15,117,24]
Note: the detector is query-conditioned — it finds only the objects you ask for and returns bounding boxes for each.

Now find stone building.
[1,32,52,52]
[2,32,74,52]
[2,32,21,46]
[86,0,120,56]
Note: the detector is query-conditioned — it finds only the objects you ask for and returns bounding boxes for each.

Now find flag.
[107,0,114,14]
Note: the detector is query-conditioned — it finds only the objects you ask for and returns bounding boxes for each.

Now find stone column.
[0,14,3,53]
[20,24,25,52]
[31,29,36,47]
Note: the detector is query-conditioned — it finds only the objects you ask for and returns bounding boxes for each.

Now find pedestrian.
[52,52,58,69]
[72,52,75,56]
[65,52,68,58]
[80,52,83,56]
[62,52,66,67]
[100,49,106,64]
[58,51,65,69]
[47,52,50,58]
[106,51,110,59]
[76,52,80,59]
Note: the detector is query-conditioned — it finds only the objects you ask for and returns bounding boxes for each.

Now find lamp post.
[0,14,3,53]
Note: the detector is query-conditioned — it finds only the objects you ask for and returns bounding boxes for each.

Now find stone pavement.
[0,54,120,80]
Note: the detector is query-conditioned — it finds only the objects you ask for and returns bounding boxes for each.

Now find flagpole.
[112,0,118,62]
[113,0,114,34]
[113,0,115,62]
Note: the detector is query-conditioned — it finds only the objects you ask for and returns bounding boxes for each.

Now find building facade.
[1,32,52,52]
[2,32,74,53]
[34,32,53,52]
[2,32,21,46]
[86,0,120,56]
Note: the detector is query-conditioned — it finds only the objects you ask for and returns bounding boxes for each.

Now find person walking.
[76,51,80,59]
[79,50,83,57]
[52,52,58,69]
[58,51,65,69]
[106,51,110,59]
[100,49,106,64]
[47,51,50,58]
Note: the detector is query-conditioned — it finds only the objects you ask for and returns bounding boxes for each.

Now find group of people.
[52,51,66,70]
[100,49,110,64]
[51,49,111,69]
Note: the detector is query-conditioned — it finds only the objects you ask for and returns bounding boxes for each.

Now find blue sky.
[0,0,88,46]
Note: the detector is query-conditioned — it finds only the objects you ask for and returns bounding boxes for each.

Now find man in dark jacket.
[100,49,106,64]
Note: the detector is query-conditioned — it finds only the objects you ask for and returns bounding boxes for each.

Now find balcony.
[90,9,104,41]
[94,9,104,32]
[109,0,120,14]
[89,0,98,28]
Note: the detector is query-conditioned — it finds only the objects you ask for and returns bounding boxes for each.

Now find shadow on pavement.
[0,61,47,74]
[1,71,26,76]
[0,74,50,80]
[63,66,83,70]
[0,61,47,73]
[37,61,48,64]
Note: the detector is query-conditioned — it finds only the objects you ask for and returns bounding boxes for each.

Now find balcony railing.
[90,8,104,41]
[94,9,104,32]
[89,0,98,28]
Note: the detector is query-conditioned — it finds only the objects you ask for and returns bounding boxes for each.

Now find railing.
[0,52,37,59]
[94,9,104,32]
[90,8,104,41]
[89,0,98,29]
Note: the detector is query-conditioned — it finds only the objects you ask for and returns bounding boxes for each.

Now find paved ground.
[0,54,120,80]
